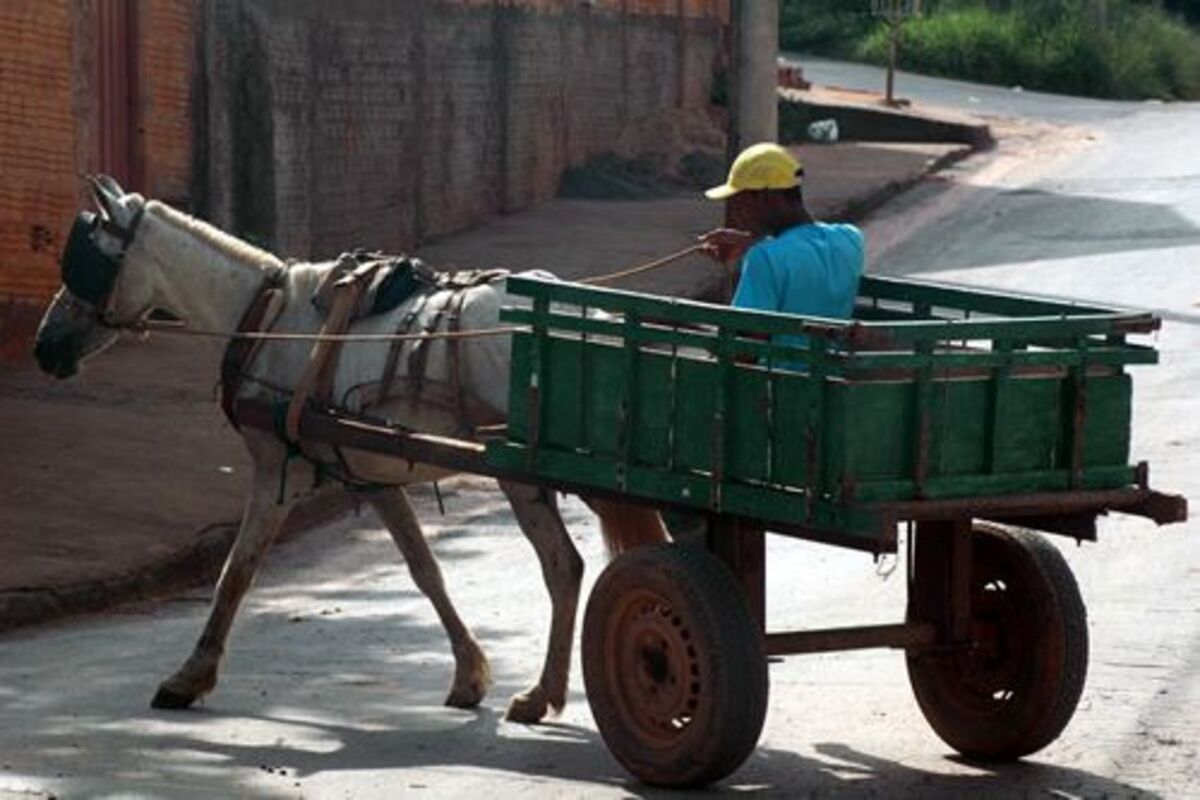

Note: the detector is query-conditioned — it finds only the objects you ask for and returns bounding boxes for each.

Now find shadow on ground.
[873,176,1200,277]
[7,701,1161,798]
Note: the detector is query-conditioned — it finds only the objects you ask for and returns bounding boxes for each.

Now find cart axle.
[765,622,938,656]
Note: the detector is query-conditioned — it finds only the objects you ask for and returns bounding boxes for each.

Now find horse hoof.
[444,679,487,709]
[151,685,197,710]
[505,688,549,724]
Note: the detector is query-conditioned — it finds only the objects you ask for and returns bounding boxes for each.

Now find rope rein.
[137,321,524,343]
[131,243,715,344]
[577,243,707,285]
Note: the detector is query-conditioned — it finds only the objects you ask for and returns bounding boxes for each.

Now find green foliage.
[780,0,879,56]
[846,0,1200,99]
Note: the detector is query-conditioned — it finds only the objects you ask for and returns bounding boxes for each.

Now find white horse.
[34,176,668,723]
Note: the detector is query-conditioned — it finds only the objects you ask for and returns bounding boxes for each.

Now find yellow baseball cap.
[705,142,803,200]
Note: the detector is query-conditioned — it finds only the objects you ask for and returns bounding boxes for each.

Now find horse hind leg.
[583,496,670,558]
[365,485,490,709]
[499,481,584,723]
[152,464,293,709]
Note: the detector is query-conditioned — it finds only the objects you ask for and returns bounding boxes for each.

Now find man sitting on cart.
[699,142,865,365]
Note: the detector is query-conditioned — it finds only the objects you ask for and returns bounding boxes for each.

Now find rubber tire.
[907,523,1089,760]
[582,543,768,788]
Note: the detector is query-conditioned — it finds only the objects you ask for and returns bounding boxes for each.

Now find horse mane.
[144,201,286,275]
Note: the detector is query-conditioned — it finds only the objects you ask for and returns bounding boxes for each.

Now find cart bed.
[486,274,1182,546]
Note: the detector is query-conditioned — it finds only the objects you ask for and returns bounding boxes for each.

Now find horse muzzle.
[34,331,83,379]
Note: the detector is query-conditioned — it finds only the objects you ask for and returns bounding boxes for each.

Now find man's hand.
[699,228,755,265]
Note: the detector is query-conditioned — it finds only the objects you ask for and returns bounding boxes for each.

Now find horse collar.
[219,269,288,429]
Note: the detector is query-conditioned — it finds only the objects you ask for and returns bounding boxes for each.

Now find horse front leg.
[151,466,294,709]
[364,485,490,709]
[499,481,584,723]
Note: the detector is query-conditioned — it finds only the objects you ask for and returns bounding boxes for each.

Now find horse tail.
[583,497,671,559]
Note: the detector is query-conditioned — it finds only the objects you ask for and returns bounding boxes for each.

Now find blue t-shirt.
[732,222,865,367]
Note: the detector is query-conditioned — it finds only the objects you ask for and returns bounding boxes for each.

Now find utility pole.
[728,0,779,156]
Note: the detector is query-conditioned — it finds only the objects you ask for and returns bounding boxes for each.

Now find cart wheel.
[582,543,768,788]
[907,522,1088,760]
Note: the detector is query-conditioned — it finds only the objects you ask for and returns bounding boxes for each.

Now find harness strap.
[285,262,381,442]
[406,289,454,404]
[378,289,432,404]
[445,288,473,436]
[220,271,286,428]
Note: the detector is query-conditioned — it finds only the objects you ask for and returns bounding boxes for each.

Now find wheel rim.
[937,559,1034,715]
[604,587,704,750]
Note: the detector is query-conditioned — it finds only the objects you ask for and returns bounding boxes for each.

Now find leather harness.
[218,258,508,485]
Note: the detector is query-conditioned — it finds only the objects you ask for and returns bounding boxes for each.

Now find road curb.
[833,144,975,222]
[779,89,995,148]
[0,487,354,635]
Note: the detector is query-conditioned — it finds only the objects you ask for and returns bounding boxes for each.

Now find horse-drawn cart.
[237,273,1188,788]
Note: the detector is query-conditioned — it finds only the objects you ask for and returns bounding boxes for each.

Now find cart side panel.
[837,372,1134,501]
[633,353,673,467]
[1082,372,1133,467]
[729,368,771,482]
[992,377,1062,474]
[543,336,588,451]
[773,371,814,487]
[831,381,916,483]
[507,331,532,442]
[935,378,990,476]
[674,358,717,472]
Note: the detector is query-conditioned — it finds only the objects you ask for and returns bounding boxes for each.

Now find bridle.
[60,205,146,327]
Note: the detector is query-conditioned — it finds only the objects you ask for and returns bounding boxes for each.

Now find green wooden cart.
[488,274,1187,787]
[240,273,1187,788]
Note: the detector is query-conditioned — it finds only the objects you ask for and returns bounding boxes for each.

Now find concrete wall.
[199,0,728,259]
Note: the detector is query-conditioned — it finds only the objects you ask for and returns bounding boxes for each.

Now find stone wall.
[199,0,728,259]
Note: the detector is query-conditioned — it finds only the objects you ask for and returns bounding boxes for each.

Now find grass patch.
[783,0,1200,101]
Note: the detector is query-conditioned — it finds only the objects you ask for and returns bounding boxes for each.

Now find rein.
[121,242,718,345]
[130,320,526,343]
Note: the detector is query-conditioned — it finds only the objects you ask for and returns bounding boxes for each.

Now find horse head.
[34,175,151,378]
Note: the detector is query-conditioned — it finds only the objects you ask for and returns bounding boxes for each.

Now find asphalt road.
[784,53,1142,124]
[3,70,1199,798]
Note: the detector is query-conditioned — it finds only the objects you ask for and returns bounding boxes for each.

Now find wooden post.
[708,518,766,633]
[886,22,898,105]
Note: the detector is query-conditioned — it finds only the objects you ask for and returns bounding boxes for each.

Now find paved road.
[784,53,1142,124]
[3,72,1199,797]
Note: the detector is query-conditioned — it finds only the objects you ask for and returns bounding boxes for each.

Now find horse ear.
[88,174,121,219]
[96,174,126,196]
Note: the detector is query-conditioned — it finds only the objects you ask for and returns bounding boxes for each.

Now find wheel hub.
[613,594,702,745]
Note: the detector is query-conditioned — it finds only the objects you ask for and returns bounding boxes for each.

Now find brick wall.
[137,0,196,204]
[1,0,724,360]
[0,1,78,359]
[200,0,728,259]
[0,0,196,362]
